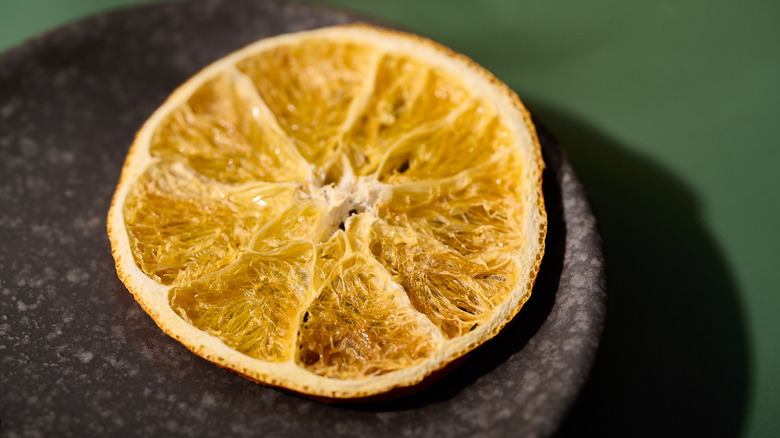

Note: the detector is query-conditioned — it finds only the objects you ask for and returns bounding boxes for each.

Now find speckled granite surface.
[0,1,606,436]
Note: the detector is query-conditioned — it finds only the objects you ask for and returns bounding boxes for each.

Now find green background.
[2,0,777,436]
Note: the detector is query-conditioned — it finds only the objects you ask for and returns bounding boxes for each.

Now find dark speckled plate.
[0,1,606,436]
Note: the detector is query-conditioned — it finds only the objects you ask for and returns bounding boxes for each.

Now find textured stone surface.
[0,1,606,436]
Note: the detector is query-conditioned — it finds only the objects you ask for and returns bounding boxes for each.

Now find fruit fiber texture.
[107,24,546,399]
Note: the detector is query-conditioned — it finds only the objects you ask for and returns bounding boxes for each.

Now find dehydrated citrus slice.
[107,24,546,399]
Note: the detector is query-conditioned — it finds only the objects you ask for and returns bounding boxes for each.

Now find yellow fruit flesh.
[122,37,529,379]
[298,219,443,378]
[237,41,377,168]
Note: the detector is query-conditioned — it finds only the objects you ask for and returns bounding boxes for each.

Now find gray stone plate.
[0,1,606,436]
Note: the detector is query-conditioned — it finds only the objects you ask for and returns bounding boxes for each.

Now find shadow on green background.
[525,102,750,437]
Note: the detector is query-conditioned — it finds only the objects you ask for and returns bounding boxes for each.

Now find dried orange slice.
[107,24,546,399]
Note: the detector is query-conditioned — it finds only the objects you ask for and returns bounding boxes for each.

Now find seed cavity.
[300,349,320,365]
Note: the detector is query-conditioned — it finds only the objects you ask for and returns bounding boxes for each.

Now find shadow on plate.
[524,102,751,437]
